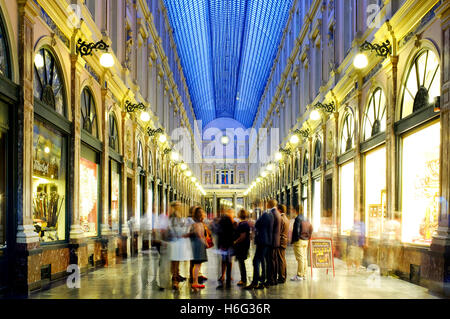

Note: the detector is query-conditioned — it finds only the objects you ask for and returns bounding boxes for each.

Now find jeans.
[237,258,247,283]
[252,245,269,284]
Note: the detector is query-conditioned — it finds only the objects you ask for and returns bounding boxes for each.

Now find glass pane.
[0,129,6,248]
[365,146,386,239]
[401,121,440,245]
[32,120,67,242]
[340,161,354,236]
[110,160,120,233]
[80,155,99,237]
[312,179,321,232]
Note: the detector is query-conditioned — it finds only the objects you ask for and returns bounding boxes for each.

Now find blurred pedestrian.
[167,201,192,290]
[277,204,289,283]
[244,202,274,290]
[189,207,208,289]
[268,200,281,286]
[291,205,312,281]
[217,208,237,289]
[347,213,366,272]
[233,209,251,286]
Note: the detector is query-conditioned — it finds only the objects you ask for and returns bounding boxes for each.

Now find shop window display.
[401,50,440,119]
[32,120,67,242]
[363,88,386,140]
[364,146,386,239]
[109,160,120,232]
[340,160,354,236]
[33,48,65,117]
[80,145,99,236]
[401,121,440,245]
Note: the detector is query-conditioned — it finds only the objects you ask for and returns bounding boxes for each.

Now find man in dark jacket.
[291,205,312,281]
[267,199,281,286]
[277,204,290,283]
[244,202,274,290]
[217,209,237,289]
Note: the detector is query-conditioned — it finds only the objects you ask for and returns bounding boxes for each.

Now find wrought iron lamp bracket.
[76,39,109,57]
[360,40,391,58]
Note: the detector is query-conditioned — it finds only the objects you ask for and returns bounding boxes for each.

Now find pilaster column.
[320,121,327,223]
[213,192,217,217]
[233,192,237,212]
[100,87,110,235]
[15,0,40,246]
[354,79,363,220]
[120,112,129,236]
[331,111,339,237]
[307,137,313,221]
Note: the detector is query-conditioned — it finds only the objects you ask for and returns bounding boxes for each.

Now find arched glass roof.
[163,0,293,128]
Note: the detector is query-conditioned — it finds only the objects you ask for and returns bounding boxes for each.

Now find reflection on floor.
[29,246,439,299]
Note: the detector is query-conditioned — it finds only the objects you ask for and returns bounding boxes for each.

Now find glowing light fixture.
[261,171,267,178]
[100,52,115,68]
[353,53,368,69]
[170,151,179,162]
[220,135,230,145]
[44,146,50,154]
[185,170,192,177]
[290,134,299,145]
[159,134,167,143]
[191,177,197,182]
[140,111,150,122]
[310,109,321,121]
[275,152,283,161]
[180,163,187,171]
[266,164,274,171]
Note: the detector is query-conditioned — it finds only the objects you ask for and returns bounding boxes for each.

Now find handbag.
[204,224,214,249]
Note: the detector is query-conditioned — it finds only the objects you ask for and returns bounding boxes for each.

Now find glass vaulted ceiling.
[163,0,293,128]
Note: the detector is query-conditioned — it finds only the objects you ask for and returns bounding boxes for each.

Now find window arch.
[34,48,66,116]
[313,139,322,170]
[401,49,440,119]
[340,112,354,154]
[293,155,299,179]
[81,88,98,138]
[148,150,153,174]
[137,140,144,169]
[302,151,309,176]
[0,12,11,79]
[363,88,386,140]
[109,113,119,152]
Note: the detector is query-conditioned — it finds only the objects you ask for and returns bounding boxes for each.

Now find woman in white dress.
[167,201,192,290]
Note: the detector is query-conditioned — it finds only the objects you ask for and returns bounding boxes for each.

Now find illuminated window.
[340,160,354,235]
[293,155,299,179]
[340,112,354,154]
[34,48,66,116]
[109,113,119,152]
[312,178,321,231]
[364,146,386,239]
[81,88,98,138]
[137,140,144,169]
[301,182,307,214]
[313,139,322,170]
[401,50,440,119]
[109,159,120,233]
[148,150,153,174]
[401,121,440,245]
[80,144,99,237]
[0,14,10,79]
[363,88,386,140]
[302,151,309,176]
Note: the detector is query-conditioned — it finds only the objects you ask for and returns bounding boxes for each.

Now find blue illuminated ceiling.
[163,0,293,128]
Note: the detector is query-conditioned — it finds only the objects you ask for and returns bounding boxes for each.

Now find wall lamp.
[293,128,310,138]
[125,100,145,113]
[163,147,172,155]
[354,40,391,69]
[279,147,292,156]
[76,39,114,68]
[147,127,164,137]
[310,101,335,121]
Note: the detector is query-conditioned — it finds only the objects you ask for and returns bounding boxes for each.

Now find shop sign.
[310,237,335,277]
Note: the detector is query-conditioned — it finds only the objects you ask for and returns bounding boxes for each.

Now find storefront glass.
[364,146,386,239]
[312,178,321,231]
[110,160,120,233]
[136,175,144,224]
[401,121,440,245]
[301,183,307,214]
[32,120,67,242]
[340,160,354,236]
[0,115,6,248]
[80,145,99,237]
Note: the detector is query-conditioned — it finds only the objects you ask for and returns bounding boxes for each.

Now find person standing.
[277,204,290,283]
[233,209,251,286]
[291,205,312,281]
[190,207,208,289]
[268,199,281,286]
[217,208,237,289]
[244,201,274,290]
[167,201,192,290]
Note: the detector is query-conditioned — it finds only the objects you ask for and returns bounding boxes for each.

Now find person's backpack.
[300,220,313,240]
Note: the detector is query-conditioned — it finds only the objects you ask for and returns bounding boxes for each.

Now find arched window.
[313,139,322,170]
[81,88,98,138]
[293,155,299,179]
[34,48,66,116]
[363,88,386,140]
[109,113,119,152]
[137,140,143,168]
[148,150,153,174]
[0,14,11,79]
[401,50,440,119]
[302,151,309,176]
[341,112,354,154]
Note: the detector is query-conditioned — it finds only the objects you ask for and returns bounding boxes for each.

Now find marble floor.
[28,247,441,299]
